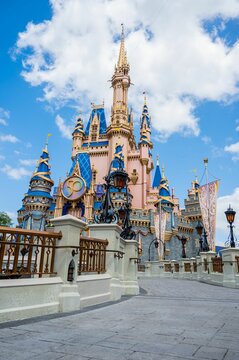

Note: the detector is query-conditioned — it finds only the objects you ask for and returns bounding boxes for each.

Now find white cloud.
[19,159,37,166]
[216,188,239,246]
[224,141,239,153]
[0,134,20,143]
[0,108,9,126]
[55,114,73,139]
[1,164,32,180]
[201,136,212,144]
[0,119,7,126]
[0,155,5,161]
[15,0,239,140]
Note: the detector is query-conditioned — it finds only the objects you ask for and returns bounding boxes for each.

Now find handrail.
[0,226,62,238]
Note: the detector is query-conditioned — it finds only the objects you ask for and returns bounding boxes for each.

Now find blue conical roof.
[31,147,53,184]
[152,157,161,188]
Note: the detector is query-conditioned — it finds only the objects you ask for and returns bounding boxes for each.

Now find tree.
[0,212,13,227]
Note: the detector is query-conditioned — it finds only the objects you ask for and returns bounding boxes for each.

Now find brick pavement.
[0,278,239,360]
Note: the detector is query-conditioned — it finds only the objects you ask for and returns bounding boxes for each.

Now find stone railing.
[141,249,239,289]
[0,215,139,323]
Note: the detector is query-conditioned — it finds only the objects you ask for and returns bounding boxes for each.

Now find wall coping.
[0,277,63,288]
[51,214,87,228]
[76,273,111,282]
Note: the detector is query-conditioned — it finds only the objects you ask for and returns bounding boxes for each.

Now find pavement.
[0,277,239,360]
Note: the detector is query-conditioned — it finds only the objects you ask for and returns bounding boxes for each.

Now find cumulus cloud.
[14,0,239,140]
[0,107,9,126]
[0,134,19,143]
[201,136,212,144]
[19,159,37,166]
[55,114,73,139]
[224,141,239,153]
[216,187,239,245]
[1,164,32,180]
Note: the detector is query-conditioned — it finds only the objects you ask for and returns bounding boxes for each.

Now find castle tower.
[138,97,153,208]
[72,115,84,158]
[18,141,54,230]
[107,25,133,167]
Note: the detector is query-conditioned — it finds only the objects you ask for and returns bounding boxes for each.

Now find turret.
[18,139,54,230]
[139,96,152,149]
[155,166,174,210]
[109,24,131,129]
[152,156,162,188]
[72,115,84,158]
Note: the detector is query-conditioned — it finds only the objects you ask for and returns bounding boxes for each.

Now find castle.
[17,27,202,261]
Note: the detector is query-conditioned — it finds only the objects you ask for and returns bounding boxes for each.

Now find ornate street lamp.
[148,238,159,261]
[196,221,203,253]
[225,205,236,248]
[176,235,187,258]
[94,159,135,240]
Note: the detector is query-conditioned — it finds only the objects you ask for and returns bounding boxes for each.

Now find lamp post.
[177,235,187,258]
[225,205,236,248]
[196,221,203,254]
[94,160,135,240]
[148,238,159,261]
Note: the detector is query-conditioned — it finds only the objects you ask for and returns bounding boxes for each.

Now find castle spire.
[139,97,152,148]
[31,143,54,184]
[152,155,162,188]
[117,24,128,69]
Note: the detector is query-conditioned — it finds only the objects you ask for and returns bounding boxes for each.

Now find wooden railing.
[0,226,62,279]
[164,263,172,272]
[212,257,223,273]
[184,263,191,272]
[174,263,179,272]
[78,236,108,275]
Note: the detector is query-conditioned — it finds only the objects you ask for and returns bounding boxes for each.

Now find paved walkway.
[1,278,239,360]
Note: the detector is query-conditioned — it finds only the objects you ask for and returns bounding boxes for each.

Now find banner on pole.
[198,180,218,251]
[154,210,167,259]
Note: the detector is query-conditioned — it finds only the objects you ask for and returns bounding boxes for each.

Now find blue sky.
[0,0,239,245]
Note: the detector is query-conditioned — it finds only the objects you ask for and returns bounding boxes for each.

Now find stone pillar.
[51,215,86,312]
[206,251,217,283]
[199,252,209,282]
[222,248,239,288]
[144,261,152,277]
[190,258,197,280]
[121,239,139,295]
[196,256,201,280]
[88,224,123,300]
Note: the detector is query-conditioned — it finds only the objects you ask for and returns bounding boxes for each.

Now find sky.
[0,0,239,246]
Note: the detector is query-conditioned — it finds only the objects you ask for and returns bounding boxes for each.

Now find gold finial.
[45,133,51,151]
[162,164,165,178]
[204,157,208,165]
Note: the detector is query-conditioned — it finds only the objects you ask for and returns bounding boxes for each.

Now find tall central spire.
[117,24,128,69]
